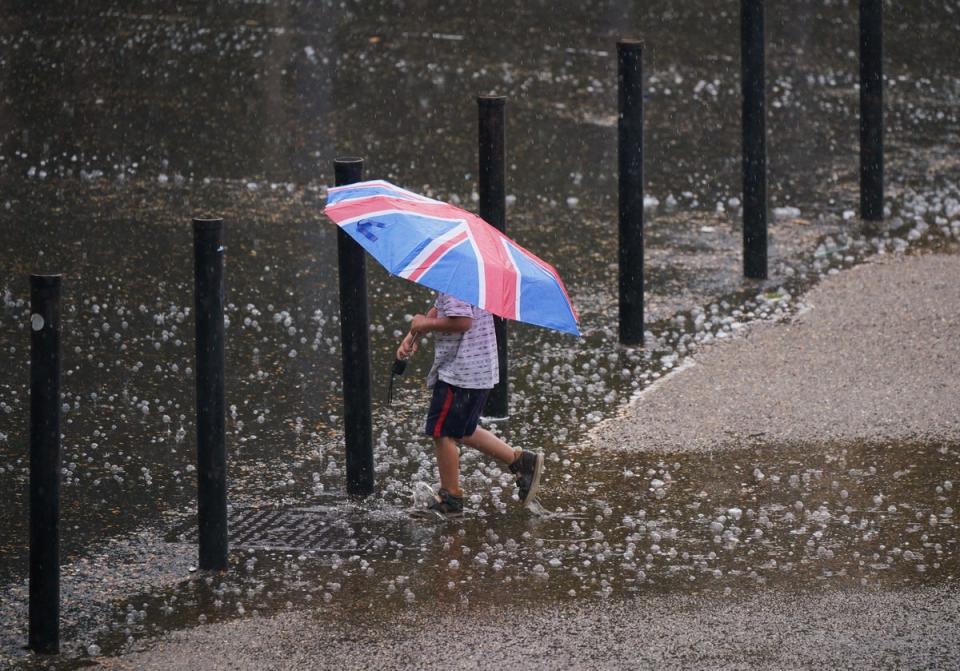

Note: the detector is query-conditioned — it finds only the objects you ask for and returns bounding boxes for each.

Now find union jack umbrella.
[323,180,580,336]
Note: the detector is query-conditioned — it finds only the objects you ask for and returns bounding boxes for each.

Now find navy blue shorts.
[424,380,490,440]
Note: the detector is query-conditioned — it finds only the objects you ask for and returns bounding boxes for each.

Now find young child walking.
[396,292,543,516]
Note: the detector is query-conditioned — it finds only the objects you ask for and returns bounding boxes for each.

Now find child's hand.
[397,331,418,360]
[410,313,430,333]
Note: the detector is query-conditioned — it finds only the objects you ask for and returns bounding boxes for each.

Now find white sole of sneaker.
[522,452,545,507]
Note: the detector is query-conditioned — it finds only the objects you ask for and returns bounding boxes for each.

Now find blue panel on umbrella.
[509,243,579,335]
[346,212,458,273]
[418,240,481,307]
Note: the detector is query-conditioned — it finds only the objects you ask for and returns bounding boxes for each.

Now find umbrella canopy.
[324,180,580,336]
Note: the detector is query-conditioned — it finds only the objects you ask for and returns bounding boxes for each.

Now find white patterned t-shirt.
[426,293,499,390]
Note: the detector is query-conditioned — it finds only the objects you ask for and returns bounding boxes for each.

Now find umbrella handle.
[398,329,420,361]
[388,330,419,404]
[393,330,417,375]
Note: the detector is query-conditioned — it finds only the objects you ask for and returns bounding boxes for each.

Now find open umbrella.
[323,179,580,336]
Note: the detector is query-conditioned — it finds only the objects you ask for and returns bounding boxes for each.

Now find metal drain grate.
[173,507,375,554]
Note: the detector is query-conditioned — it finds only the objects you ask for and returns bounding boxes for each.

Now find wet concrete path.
[95,587,960,670]
[592,253,960,451]
[2,0,960,668]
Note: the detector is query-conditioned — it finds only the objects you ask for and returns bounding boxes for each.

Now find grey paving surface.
[591,253,960,452]
[105,586,960,670]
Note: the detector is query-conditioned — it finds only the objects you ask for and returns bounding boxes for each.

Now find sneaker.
[509,450,544,506]
[426,488,464,517]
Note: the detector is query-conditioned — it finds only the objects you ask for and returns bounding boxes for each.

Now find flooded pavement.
[10,435,956,669]
[1,0,959,667]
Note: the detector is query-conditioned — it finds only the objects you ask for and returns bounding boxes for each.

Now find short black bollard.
[741,0,768,279]
[478,95,509,419]
[29,274,62,654]
[193,218,228,571]
[618,40,645,345]
[859,0,884,220]
[335,157,374,497]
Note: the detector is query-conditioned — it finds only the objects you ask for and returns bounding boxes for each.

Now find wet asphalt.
[97,252,960,670]
[3,2,959,668]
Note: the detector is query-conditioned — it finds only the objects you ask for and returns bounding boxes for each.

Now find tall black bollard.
[741,0,768,279]
[860,0,884,220]
[335,157,374,497]
[29,274,62,654]
[618,40,645,345]
[478,95,509,418]
[193,218,228,571]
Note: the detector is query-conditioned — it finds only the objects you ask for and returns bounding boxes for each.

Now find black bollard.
[193,218,228,571]
[741,0,768,279]
[335,157,374,497]
[478,95,509,419]
[860,0,884,220]
[618,40,645,345]
[29,274,62,654]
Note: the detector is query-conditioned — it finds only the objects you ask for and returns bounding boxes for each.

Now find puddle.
[1,0,959,667]
[11,438,951,668]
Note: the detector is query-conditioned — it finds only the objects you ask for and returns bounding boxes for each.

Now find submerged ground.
[66,253,960,670]
[0,0,958,668]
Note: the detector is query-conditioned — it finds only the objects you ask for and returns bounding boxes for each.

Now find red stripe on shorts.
[433,386,455,438]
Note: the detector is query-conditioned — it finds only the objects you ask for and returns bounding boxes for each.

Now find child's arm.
[410,310,471,335]
[397,307,450,360]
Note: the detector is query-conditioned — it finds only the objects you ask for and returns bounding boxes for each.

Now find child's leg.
[434,436,462,496]
[461,427,520,466]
